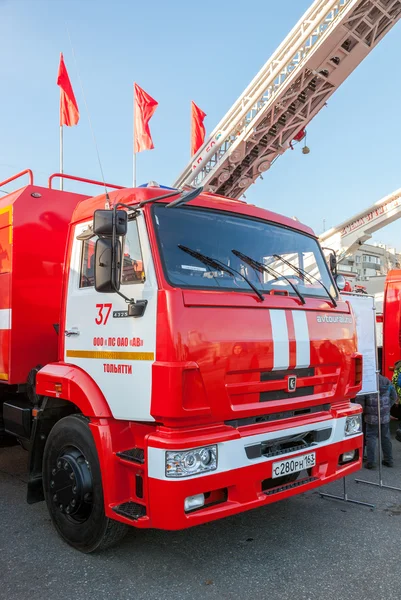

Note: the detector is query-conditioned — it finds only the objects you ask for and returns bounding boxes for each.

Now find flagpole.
[60,125,64,191]
[59,87,64,191]
[133,85,136,188]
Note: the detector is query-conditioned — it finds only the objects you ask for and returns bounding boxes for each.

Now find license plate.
[272,452,316,479]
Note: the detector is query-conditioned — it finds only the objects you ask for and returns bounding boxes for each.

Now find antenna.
[65,23,111,207]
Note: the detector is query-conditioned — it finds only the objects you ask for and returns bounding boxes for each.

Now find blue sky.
[1,0,401,247]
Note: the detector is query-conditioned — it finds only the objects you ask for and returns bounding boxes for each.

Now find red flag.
[134,83,158,153]
[57,53,79,127]
[191,101,206,156]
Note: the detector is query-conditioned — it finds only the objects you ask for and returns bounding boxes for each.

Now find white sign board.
[342,293,378,395]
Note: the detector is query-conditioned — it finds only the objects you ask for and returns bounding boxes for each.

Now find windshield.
[152,205,337,299]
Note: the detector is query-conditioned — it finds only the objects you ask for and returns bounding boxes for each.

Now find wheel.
[42,414,128,553]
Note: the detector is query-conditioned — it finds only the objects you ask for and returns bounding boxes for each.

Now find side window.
[80,236,98,288]
[122,221,145,284]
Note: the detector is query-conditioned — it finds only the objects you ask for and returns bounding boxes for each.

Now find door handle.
[65,328,80,337]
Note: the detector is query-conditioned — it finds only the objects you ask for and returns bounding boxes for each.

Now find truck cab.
[0,173,363,552]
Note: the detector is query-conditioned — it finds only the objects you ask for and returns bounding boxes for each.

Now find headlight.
[166,445,218,478]
[345,414,362,436]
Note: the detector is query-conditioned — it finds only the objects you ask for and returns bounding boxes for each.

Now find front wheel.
[42,414,127,552]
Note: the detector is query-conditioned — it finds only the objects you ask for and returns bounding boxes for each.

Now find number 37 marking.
[95,303,112,325]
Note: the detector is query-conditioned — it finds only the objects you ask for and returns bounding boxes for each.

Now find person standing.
[391,360,401,424]
[364,373,397,469]
[391,360,401,402]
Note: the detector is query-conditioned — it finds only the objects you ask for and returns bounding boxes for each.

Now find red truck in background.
[0,170,363,553]
[381,270,401,379]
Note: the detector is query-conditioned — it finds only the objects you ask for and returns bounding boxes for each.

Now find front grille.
[263,476,318,496]
[261,367,314,381]
[260,367,315,402]
[260,386,313,402]
[226,364,338,410]
[245,427,332,459]
[225,403,330,428]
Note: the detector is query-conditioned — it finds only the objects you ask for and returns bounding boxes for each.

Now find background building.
[339,242,401,282]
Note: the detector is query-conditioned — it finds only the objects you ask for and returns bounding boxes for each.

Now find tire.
[42,414,128,553]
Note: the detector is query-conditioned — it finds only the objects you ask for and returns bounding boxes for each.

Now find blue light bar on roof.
[138,182,178,190]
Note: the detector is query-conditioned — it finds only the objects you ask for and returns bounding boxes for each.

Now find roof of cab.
[71,186,316,238]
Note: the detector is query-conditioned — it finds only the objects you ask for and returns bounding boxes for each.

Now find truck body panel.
[0,185,87,384]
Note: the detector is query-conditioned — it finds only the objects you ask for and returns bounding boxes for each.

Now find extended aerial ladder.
[319,187,401,356]
[319,187,401,262]
[174,0,401,198]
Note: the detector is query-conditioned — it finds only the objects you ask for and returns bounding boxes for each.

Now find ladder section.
[174,0,401,198]
[320,187,401,262]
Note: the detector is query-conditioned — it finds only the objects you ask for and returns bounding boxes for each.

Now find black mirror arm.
[110,205,133,303]
[128,300,148,318]
[109,204,147,317]
[114,202,140,218]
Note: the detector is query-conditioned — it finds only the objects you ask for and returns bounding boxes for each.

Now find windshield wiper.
[178,245,264,302]
[273,254,337,307]
[232,249,306,305]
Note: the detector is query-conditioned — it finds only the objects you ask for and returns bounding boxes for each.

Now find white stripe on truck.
[292,310,310,369]
[270,309,289,370]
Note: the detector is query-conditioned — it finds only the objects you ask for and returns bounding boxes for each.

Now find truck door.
[63,214,157,421]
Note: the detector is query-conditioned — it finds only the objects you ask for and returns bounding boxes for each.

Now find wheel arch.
[28,363,113,504]
[36,363,113,418]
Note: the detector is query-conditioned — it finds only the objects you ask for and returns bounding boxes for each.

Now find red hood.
[151,290,360,427]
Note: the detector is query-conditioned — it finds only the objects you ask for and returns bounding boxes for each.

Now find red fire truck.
[380,270,401,379]
[0,170,363,552]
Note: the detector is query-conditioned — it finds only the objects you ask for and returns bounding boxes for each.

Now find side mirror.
[329,253,337,275]
[93,209,128,237]
[335,274,346,291]
[94,237,122,293]
[321,246,337,275]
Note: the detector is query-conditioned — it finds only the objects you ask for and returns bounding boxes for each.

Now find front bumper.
[103,412,363,530]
